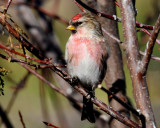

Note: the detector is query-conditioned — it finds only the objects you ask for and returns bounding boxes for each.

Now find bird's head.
[66,12,102,36]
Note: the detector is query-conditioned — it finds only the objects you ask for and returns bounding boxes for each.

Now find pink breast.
[67,37,103,66]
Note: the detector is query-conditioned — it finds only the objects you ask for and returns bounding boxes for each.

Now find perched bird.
[65,12,109,123]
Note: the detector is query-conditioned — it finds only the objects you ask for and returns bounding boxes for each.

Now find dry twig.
[18,111,26,128]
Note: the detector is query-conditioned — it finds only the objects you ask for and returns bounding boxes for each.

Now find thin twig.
[103,25,160,63]
[74,0,154,30]
[0,12,47,60]
[15,1,66,65]
[140,51,160,62]
[140,29,160,45]
[6,72,30,113]
[73,0,85,12]
[99,86,142,118]
[99,86,145,124]
[43,121,59,128]
[102,28,122,44]
[18,111,26,128]
[102,29,160,62]
[0,53,64,68]
[0,42,51,64]
[75,0,121,22]
[3,0,13,13]
[141,15,160,75]
[115,0,153,30]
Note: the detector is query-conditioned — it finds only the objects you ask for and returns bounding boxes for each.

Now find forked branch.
[141,15,160,75]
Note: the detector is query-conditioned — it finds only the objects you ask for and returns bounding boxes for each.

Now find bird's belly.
[68,54,100,88]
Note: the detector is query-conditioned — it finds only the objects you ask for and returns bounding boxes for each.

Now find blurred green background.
[0,0,160,128]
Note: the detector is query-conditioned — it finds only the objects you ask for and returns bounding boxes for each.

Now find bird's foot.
[86,91,95,102]
[70,76,79,86]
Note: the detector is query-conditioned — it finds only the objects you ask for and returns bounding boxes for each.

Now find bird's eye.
[74,22,82,26]
[77,22,82,26]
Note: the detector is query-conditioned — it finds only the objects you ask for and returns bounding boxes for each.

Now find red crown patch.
[72,13,82,21]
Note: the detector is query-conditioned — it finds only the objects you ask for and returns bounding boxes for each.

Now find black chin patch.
[72,30,77,34]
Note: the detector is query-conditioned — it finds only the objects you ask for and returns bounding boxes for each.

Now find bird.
[65,12,109,123]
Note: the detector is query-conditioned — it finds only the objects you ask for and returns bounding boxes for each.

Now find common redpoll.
[65,12,109,123]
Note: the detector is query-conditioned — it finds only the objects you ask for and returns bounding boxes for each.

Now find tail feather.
[81,96,95,123]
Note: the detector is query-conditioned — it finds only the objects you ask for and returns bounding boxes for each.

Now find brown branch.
[0,12,47,60]
[102,28,123,45]
[140,28,160,45]
[99,86,142,118]
[0,52,144,121]
[43,121,59,128]
[22,64,66,95]
[0,53,109,124]
[15,1,66,65]
[101,29,160,62]
[15,3,71,126]
[0,53,38,67]
[20,63,140,127]
[0,41,67,93]
[3,0,13,13]
[119,0,156,128]
[115,0,153,30]
[0,42,51,64]
[16,0,154,31]
[0,51,140,127]
[20,63,110,123]
[0,52,62,70]
[141,15,160,75]
[115,1,160,47]
[73,0,85,12]
[0,53,140,127]
[18,111,26,128]
[2,52,107,120]
[140,51,160,62]
[75,0,121,21]
[102,29,160,62]
[136,21,154,30]
[73,86,140,128]
[75,0,154,30]
[0,104,14,128]
[0,51,87,120]
[6,72,30,113]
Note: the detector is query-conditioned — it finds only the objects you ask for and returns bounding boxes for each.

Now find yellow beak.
[66,25,76,31]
